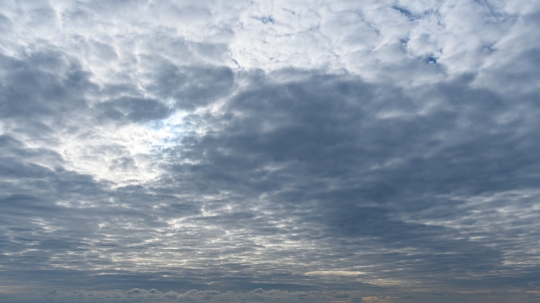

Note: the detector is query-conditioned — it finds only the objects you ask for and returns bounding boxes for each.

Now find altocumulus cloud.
[1,0,540,302]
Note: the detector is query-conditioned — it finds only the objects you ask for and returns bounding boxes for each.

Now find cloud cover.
[1,0,540,302]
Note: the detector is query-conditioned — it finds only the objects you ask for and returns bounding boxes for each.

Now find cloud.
[1,1,540,303]
[97,97,171,123]
[154,71,539,289]
[10,287,537,303]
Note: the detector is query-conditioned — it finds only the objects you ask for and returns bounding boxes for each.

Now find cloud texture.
[1,0,540,302]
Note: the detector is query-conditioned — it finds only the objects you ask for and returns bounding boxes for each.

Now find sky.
[1,0,540,302]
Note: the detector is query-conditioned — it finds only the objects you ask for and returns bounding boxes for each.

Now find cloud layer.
[1,0,540,302]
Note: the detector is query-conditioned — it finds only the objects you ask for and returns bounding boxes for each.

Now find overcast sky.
[1,0,540,302]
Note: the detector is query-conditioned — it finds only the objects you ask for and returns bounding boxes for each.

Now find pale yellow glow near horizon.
[305,270,366,276]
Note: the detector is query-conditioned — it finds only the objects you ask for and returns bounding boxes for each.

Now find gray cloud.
[153,71,540,289]
[1,1,540,303]
[97,97,171,123]
[140,62,234,110]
